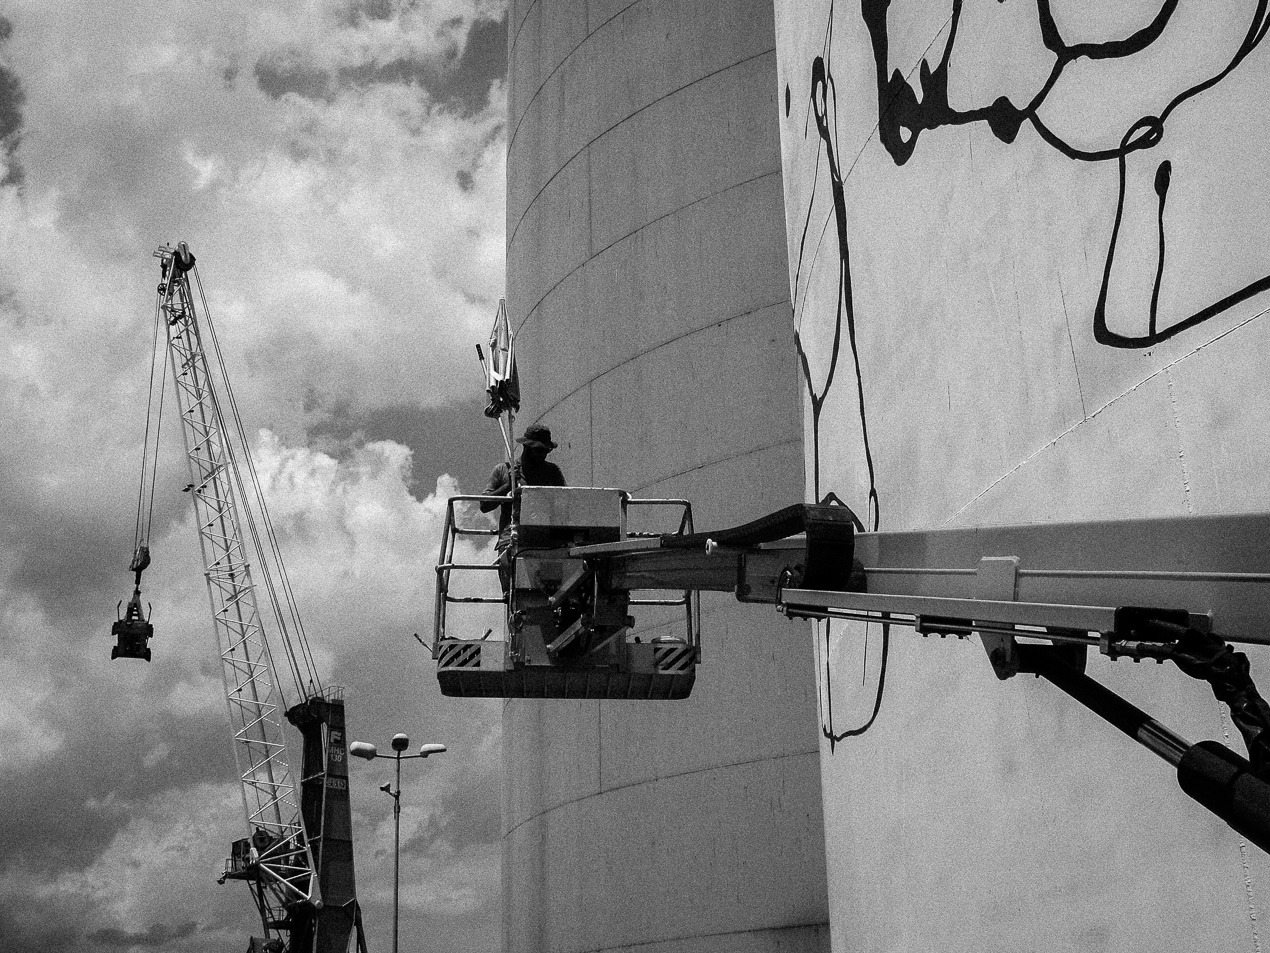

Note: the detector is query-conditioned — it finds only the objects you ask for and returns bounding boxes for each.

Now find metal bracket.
[976,557,1020,679]
[546,615,589,655]
[548,563,592,608]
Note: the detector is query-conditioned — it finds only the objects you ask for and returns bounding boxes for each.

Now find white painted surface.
[774,2,1270,950]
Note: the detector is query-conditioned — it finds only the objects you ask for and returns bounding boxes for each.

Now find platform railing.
[434,492,701,652]
[621,497,700,651]
[434,494,506,650]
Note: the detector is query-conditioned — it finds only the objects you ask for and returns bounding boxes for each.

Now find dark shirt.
[481,456,566,535]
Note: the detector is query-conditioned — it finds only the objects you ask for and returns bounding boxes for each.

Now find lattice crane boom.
[128,243,367,953]
[156,242,314,919]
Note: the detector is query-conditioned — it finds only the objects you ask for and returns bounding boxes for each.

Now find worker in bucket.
[480,423,566,591]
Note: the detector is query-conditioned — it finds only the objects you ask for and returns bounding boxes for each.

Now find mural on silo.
[777,1,1270,948]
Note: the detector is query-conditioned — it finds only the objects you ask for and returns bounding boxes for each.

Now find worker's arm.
[479,464,512,512]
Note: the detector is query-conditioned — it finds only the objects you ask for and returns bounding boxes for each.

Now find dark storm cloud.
[5,514,143,633]
[0,906,81,953]
[254,56,442,104]
[336,0,397,25]
[436,14,507,116]
[400,758,499,856]
[88,920,199,948]
[0,455,188,632]
[0,15,26,185]
[0,687,235,874]
[306,396,509,496]
[254,13,506,117]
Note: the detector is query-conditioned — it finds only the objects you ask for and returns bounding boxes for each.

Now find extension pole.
[506,407,517,499]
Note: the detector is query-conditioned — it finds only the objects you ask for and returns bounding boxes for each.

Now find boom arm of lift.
[572,503,1270,854]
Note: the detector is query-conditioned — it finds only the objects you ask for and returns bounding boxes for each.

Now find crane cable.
[188,266,324,704]
[132,294,170,564]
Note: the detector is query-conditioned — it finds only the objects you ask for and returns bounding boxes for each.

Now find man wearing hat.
[480,423,566,590]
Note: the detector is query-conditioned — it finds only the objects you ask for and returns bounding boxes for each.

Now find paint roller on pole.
[478,299,520,493]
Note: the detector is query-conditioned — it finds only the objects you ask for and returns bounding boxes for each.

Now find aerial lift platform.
[432,487,855,699]
[433,486,1270,851]
[443,300,1270,848]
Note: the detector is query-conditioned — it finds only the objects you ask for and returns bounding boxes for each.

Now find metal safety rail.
[433,493,505,647]
[435,494,1270,845]
[613,495,699,645]
[432,490,702,699]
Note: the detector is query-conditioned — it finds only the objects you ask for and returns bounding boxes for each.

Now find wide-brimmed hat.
[517,423,557,450]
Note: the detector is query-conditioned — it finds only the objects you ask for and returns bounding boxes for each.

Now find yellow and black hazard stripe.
[437,641,483,670]
[653,642,696,674]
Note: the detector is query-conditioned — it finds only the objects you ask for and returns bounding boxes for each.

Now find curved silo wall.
[775,2,1270,950]
[503,1,830,951]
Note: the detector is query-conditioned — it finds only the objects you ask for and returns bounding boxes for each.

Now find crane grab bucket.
[111,587,153,662]
[112,545,154,661]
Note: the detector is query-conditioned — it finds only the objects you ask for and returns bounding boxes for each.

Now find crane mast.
[150,243,366,952]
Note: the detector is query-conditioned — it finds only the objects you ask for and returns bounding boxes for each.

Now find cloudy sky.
[0,2,513,950]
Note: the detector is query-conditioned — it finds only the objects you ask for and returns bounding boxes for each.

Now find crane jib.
[116,244,368,953]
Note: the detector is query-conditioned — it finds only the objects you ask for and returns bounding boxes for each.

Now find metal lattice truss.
[158,251,314,915]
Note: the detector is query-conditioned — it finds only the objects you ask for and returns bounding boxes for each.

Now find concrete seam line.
[508,0,654,149]
[502,746,821,838]
[509,0,540,59]
[946,303,1270,525]
[529,295,791,417]
[628,437,805,496]
[508,47,777,248]
[576,922,833,953]
[508,0,754,157]
[513,170,782,338]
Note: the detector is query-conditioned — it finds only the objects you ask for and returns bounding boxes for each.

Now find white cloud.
[0,676,65,776]
[0,424,502,949]
[4,0,507,442]
[0,3,509,948]
[247,431,497,637]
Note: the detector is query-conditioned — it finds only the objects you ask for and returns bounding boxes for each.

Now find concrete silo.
[503,1,829,950]
[775,2,1270,950]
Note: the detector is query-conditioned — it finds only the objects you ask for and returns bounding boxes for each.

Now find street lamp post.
[349,733,447,953]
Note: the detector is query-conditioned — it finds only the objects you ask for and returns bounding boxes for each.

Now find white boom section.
[156,245,314,911]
